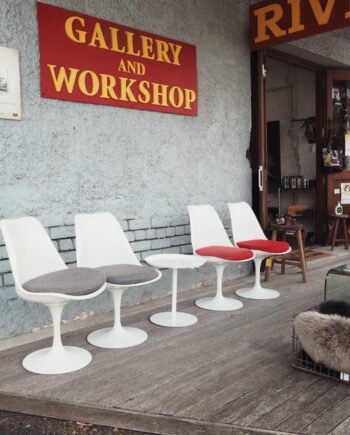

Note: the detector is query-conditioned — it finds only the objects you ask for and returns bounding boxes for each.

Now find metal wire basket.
[292,326,350,384]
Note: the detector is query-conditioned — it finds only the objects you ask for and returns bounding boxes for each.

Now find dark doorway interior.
[267,121,281,195]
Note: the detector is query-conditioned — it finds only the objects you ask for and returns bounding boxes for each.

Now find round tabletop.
[145,254,206,269]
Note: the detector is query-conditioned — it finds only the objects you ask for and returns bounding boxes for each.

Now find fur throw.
[319,300,350,318]
[294,311,350,373]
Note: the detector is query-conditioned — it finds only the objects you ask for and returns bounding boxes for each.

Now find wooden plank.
[275,384,350,433]
[329,416,350,435]
[252,378,335,430]
[0,392,293,435]
[304,395,350,434]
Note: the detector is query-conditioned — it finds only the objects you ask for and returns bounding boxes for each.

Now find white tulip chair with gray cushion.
[0,217,106,375]
[228,202,291,300]
[75,212,161,349]
[188,205,254,311]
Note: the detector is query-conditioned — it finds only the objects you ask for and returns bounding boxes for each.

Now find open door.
[250,50,268,229]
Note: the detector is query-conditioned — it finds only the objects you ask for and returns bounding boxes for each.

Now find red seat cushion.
[196,245,254,261]
[236,239,290,254]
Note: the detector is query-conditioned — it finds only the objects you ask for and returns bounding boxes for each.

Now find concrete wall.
[0,0,252,337]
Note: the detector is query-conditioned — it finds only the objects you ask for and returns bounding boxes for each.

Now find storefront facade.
[0,0,349,338]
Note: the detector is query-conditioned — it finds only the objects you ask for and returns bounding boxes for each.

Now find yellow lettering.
[288,0,305,34]
[65,16,86,44]
[78,70,100,96]
[137,63,146,76]
[308,0,335,25]
[140,36,155,60]
[88,22,108,49]
[110,27,126,53]
[127,61,136,74]
[169,43,183,66]
[138,80,151,104]
[47,64,79,93]
[125,31,141,56]
[155,40,171,63]
[119,77,137,102]
[118,59,127,72]
[152,82,168,106]
[168,86,184,108]
[184,89,196,110]
[100,74,118,99]
[254,4,287,43]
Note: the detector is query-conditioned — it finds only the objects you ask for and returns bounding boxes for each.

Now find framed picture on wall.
[0,46,21,120]
[341,182,350,204]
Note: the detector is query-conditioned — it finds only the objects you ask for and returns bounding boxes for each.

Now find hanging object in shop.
[250,0,350,51]
[0,46,21,120]
[37,3,198,116]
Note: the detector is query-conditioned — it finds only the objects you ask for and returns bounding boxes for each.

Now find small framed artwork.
[341,182,350,204]
[0,46,21,120]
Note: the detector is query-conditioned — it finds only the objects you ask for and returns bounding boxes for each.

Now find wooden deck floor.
[0,249,350,435]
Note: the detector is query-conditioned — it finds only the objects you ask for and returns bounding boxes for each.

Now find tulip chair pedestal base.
[195,296,243,311]
[150,311,197,327]
[87,326,148,349]
[88,287,148,349]
[236,256,280,300]
[195,264,244,311]
[23,346,92,375]
[236,286,280,300]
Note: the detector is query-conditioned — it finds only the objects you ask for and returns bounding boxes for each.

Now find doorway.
[266,57,317,241]
[250,49,350,244]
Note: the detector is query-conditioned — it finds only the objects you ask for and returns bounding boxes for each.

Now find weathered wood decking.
[0,248,349,435]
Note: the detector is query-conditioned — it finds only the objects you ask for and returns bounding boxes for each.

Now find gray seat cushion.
[98,264,159,285]
[23,268,105,296]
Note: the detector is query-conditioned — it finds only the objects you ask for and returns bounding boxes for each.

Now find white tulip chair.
[1,217,106,375]
[188,205,254,311]
[75,212,161,349]
[228,202,291,300]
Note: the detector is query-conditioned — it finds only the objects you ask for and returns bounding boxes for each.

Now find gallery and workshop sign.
[37,3,198,115]
[250,0,350,50]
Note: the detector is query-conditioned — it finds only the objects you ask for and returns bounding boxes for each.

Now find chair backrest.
[187,205,232,252]
[75,212,139,268]
[1,217,66,287]
[228,202,266,244]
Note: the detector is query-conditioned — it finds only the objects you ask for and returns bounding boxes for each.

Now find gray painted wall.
[0,0,252,337]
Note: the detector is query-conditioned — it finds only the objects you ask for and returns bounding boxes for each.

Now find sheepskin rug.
[294,311,350,374]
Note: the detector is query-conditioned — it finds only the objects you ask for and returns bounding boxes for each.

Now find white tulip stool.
[145,254,206,327]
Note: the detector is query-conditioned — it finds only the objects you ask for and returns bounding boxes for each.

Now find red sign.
[37,3,198,115]
[250,0,350,51]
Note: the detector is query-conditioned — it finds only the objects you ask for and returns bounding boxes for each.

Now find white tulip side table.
[145,254,206,327]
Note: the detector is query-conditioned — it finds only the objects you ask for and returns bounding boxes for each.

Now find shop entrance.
[251,49,350,244]
[266,56,317,241]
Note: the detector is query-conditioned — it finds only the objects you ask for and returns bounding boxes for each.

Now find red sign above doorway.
[37,3,198,115]
[250,0,350,51]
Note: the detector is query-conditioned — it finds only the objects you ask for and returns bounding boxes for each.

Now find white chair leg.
[195,264,243,311]
[87,287,148,348]
[22,303,92,374]
[236,257,280,300]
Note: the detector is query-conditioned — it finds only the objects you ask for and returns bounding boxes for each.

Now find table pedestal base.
[195,296,243,311]
[236,286,280,300]
[150,311,198,327]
